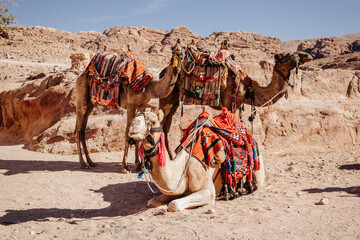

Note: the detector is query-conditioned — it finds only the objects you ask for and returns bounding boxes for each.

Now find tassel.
[231,159,236,173]
[158,132,166,167]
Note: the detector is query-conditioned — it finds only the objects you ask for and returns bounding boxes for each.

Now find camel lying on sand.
[128,110,265,211]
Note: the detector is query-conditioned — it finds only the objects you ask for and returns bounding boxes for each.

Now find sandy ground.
[0,144,359,240]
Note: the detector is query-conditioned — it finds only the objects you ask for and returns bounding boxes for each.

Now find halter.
[273,51,299,89]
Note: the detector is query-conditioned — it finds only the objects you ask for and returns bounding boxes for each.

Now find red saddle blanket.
[178,108,260,188]
[86,51,153,107]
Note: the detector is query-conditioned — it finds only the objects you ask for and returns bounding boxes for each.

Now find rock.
[102,224,110,229]
[350,188,360,194]
[153,206,167,216]
[205,208,215,214]
[317,198,329,205]
[70,53,92,70]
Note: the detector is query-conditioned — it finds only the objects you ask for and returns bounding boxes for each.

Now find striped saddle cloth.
[87,51,153,107]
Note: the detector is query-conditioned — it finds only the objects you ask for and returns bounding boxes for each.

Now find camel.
[128,110,265,211]
[159,48,313,158]
[74,41,183,173]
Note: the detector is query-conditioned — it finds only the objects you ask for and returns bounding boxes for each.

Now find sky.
[7,0,360,41]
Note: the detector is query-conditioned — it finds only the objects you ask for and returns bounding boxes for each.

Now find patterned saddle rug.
[86,51,153,107]
[177,108,260,198]
[179,48,244,107]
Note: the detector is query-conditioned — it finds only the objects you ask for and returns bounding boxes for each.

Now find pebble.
[350,188,360,194]
[317,198,329,205]
[206,208,215,214]
[153,206,167,216]
[102,224,110,229]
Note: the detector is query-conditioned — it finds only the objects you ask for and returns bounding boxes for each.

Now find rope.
[239,88,287,122]
[140,113,212,194]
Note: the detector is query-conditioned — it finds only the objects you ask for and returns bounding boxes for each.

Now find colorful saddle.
[178,108,260,198]
[179,48,244,107]
[86,51,153,107]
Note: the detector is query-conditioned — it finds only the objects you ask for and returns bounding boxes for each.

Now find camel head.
[128,111,164,148]
[274,51,312,71]
[170,39,183,73]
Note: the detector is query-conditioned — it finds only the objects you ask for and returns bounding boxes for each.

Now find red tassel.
[248,169,253,182]
[158,132,166,167]
[138,143,144,162]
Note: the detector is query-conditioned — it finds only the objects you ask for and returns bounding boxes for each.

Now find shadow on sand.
[0,159,138,175]
[0,181,158,225]
[339,163,360,170]
[302,186,360,197]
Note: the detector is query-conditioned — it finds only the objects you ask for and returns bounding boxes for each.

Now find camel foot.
[168,200,185,212]
[135,164,142,172]
[88,162,98,167]
[121,168,130,174]
[79,164,89,169]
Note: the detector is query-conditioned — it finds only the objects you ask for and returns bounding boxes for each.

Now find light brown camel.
[159,49,312,158]
[128,111,265,211]
[74,42,182,172]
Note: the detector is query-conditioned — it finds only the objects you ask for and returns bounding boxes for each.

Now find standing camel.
[74,41,182,173]
[159,47,312,158]
[128,110,265,211]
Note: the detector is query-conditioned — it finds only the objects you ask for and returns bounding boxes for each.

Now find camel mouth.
[128,132,143,140]
[298,52,313,63]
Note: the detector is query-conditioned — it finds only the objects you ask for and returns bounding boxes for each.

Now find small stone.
[317,198,329,205]
[30,231,35,235]
[206,208,215,214]
[139,217,146,221]
[350,188,360,194]
[102,224,110,229]
[153,206,167,216]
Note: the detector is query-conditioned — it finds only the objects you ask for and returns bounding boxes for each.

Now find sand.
[0,145,359,240]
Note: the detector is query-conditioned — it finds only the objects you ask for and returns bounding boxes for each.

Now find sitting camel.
[159,47,312,158]
[128,110,265,211]
[74,41,183,172]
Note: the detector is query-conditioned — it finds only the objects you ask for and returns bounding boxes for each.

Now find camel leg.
[134,104,146,171]
[74,74,96,168]
[81,105,97,167]
[147,194,180,208]
[159,86,180,159]
[75,103,95,168]
[121,104,136,173]
[167,189,214,212]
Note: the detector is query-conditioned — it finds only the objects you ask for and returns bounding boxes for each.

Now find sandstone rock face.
[0,26,359,155]
[70,53,92,70]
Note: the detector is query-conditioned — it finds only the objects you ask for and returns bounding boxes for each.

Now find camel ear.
[157,109,165,124]
[274,54,282,60]
[146,112,158,124]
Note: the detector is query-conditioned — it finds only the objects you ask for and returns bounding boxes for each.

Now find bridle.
[134,112,163,171]
[273,51,300,89]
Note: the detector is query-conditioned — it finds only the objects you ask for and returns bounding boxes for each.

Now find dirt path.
[0,145,359,240]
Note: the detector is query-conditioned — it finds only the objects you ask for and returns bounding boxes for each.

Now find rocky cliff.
[0,26,359,156]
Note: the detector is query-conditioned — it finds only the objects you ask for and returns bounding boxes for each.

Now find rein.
[273,51,299,89]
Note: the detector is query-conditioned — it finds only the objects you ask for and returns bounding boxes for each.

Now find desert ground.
[0,26,359,239]
[0,145,359,240]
